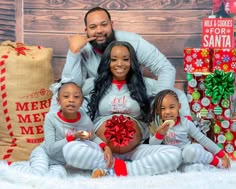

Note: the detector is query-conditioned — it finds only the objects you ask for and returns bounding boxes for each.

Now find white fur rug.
[0,162,236,189]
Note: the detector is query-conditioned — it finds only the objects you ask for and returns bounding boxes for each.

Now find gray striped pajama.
[8,108,98,177]
[182,143,214,164]
[63,138,182,176]
[150,117,223,165]
[9,145,67,178]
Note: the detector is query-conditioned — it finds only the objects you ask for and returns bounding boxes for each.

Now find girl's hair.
[149,89,179,134]
[57,82,81,96]
[87,41,150,121]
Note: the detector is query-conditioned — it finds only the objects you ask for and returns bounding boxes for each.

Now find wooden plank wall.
[2,0,213,90]
[0,0,16,42]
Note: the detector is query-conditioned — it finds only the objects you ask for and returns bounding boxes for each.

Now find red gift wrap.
[187,72,236,160]
[212,48,236,73]
[214,119,236,160]
[184,48,211,73]
[187,73,232,120]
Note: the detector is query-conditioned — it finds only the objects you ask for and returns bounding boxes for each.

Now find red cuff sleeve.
[185,116,192,121]
[66,135,75,142]
[99,142,107,150]
[155,132,165,140]
[216,150,225,158]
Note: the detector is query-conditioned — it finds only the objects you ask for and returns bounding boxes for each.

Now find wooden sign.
[202,18,234,48]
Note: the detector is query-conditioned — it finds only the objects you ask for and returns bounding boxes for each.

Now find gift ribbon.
[204,70,234,103]
[104,115,136,147]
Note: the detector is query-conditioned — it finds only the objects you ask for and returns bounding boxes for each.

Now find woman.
[62,41,182,177]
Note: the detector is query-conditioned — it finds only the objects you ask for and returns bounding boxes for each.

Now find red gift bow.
[104,115,136,147]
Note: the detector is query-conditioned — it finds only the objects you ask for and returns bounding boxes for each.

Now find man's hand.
[67,34,96,53]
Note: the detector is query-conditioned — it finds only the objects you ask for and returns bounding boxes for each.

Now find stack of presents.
[183,18,236,160]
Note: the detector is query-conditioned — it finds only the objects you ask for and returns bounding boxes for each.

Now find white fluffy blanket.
[0,162,236,189]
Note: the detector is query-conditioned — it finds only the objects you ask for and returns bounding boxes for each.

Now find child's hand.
[221,154,231,169]
[156,121,171,135]
[103,146,113,169]
[74,131,92,140]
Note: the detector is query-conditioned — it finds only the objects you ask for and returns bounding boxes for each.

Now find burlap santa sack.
[0,41,54,161]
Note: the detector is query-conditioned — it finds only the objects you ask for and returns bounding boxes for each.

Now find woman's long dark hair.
[87,41,150,121]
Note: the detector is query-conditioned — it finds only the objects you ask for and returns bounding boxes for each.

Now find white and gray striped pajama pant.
[9,145,67,178]
[182,143,215,164]
[62,140,182,176]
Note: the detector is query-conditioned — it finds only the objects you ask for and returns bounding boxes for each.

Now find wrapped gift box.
[214,119,236,160]
[187,72,236,160]
[187,72,232,120]
[212,48,236,72]
[184,48,212,73]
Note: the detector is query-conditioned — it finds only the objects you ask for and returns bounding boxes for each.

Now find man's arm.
[135,35,176,90]
[61,50,83,87]
[61,34,97,86]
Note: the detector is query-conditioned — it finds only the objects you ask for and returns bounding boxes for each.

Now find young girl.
[44,81,112,170]
[149,89,231,169]
[1,81,111,177]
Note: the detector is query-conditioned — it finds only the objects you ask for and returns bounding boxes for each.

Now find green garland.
[204,70,235,104]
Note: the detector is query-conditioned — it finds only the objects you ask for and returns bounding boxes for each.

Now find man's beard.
[89,30,115,52]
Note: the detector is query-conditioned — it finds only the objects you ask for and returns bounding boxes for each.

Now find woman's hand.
[103,146,113,169]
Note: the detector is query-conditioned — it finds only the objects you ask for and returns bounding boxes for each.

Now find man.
[50,7,190,117]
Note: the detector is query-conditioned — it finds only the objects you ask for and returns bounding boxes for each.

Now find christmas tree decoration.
[214,105,223,115]
[186,72,193,81]
[221,120,230,128]
[200,108,208,117]
[201,97,211,107]
[188,78,197,88]
[225,131,234,141]
[192,90,201,101]
[214,124,221,134]
[221,99,230,108]
[217,134,226,143]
